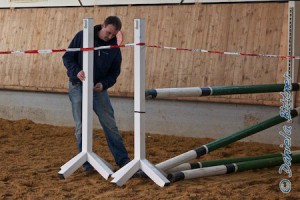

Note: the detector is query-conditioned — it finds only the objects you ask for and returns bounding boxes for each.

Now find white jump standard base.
[111,112,169,187]
[58,18,114,180]
[58,152,114,179]
[111,159,169,187]
[111,19,170,187]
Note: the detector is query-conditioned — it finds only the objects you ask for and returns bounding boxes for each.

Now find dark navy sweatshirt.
[62,25,122,90]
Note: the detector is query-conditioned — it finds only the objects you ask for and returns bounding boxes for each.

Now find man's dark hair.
[104,16,122,31]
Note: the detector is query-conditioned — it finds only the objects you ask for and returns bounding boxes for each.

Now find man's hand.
[77,70,86,81]
[94,82,103,92]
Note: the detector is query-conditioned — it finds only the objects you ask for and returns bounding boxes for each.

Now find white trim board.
[0,0,287,8]
[80,0,181,6]
[200,0,287,3]
[0,0,80,8]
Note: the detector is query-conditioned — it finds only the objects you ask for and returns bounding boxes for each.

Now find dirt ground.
[0,118,299,200]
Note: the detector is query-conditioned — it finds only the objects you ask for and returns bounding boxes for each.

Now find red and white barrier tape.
[1,42,299,60]
[146,44,300,60]
[0,43,137,55]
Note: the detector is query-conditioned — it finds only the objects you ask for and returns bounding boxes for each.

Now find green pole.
[155,109,299,172]
[146,83,300,98]
[201,152,283,168]
[205,110,298,152]
[212,84,286,96]
[166,151,300,173]
[168,154,300,183]
[236,154,300,172]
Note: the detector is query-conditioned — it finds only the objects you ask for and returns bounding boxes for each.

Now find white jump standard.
[58,18,114,180]
[111,19,170,187]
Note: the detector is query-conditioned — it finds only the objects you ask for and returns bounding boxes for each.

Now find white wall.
[0,0,286,8]
[0,90,299,147]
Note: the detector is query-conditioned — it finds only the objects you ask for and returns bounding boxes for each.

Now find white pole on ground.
[58,18,114,180]
[111,18,170,187]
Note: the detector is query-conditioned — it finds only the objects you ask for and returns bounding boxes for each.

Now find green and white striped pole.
[145,83,300,99]
[167,152,300,183]
[166,153,281,173]
[155,108,300,172]
[166,150,300,173]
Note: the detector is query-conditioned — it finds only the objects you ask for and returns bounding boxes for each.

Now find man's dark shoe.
[132,169,144,178]
[133,170,164,179]
[83,167,95,175]
[118,160,130,169]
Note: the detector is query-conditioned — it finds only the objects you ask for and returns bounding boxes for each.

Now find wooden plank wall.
[0,3,297,106]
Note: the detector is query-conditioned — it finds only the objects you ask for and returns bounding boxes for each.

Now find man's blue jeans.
[68,82,130,170]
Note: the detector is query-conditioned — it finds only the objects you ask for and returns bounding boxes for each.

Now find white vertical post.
[111,19,170,187]
[82,18,94,153]
[58,18,114,180]
[294,2,300,89]
[288,2,300,109]
[134,19,146,159]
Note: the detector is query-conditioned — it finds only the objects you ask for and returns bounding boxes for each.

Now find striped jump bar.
[166,150,300,174]
[167,151,300,183]
[146,83,300,99]
[155,108,300,172]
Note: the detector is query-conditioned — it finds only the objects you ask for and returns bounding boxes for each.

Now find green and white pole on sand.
[166,151,300,173]
[167,152,300,183]
[155,108,300,172]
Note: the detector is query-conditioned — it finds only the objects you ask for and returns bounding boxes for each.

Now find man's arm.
[62,31,83,79]
[100,50,122,90]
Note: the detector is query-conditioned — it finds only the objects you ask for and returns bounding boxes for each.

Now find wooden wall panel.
[0,3,296,106]
[297,64,300,106]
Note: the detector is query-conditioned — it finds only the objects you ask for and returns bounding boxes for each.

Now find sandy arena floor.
[0,118,299,200]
